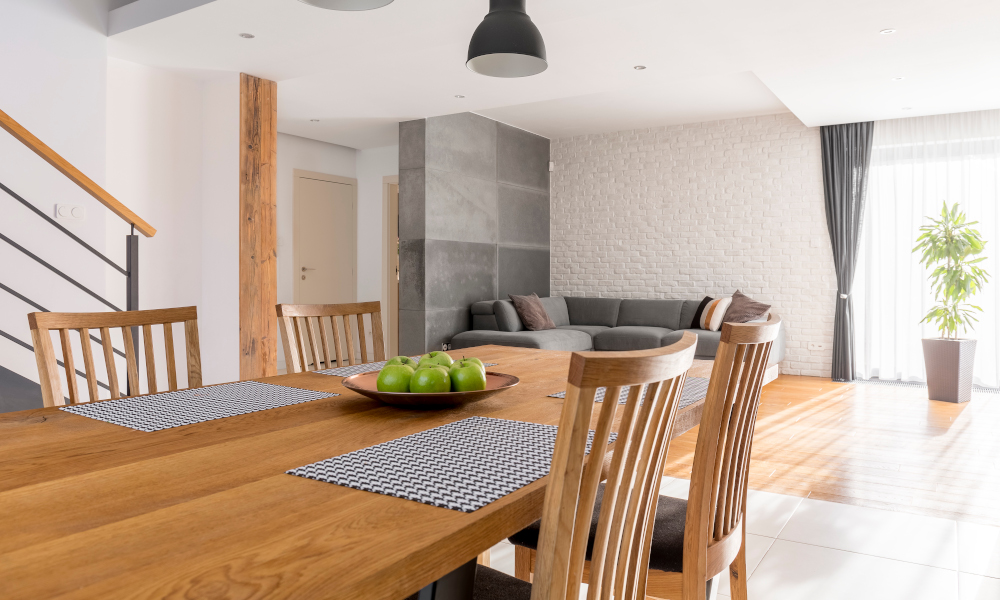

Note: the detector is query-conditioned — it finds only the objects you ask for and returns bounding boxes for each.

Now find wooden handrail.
[0,108,156,237]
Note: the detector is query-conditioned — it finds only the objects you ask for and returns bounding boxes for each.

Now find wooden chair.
[511,315,782,600]
[276,302,386,373]
[27,307,202,408]
[472,332,698,600]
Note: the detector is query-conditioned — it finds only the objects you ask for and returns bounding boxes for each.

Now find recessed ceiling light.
[297,0,394,10]
[310,119,320,122]
[879,28,897,35]
[455,95,465,99]
[902,107,913,111]
[239,33,255,39]
[891,76,905,81]
[634,65,647,70]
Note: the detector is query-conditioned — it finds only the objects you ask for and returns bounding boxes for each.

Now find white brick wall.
[550,113,835,377]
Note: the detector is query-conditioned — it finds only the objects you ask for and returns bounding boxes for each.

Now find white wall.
[550,113,835,377]
[0,0,114,387]
[357,145,399,304]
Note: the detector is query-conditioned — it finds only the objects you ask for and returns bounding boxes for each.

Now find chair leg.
[727,532,749,600]
[477,549,491,567]
[514,546,533,582]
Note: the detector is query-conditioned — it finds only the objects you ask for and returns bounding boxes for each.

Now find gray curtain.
[821,122,874,382]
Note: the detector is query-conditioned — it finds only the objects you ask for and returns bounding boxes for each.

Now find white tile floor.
[486,476,1000,600]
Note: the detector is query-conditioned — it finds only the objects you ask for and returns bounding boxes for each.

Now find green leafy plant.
[913,202,989,339]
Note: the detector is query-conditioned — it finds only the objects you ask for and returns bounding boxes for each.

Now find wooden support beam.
[239,73,278,379]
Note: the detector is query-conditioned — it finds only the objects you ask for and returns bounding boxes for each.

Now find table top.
[0,345,713,600]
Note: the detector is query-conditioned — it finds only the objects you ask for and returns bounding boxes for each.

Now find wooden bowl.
[340,371,520,408]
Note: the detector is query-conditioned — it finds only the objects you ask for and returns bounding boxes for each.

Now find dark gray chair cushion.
[593,327,683,351]
[564,297,622,327]
[472,565,532,600]
[557,324,610,338]
[539,296,570,327]
[679,329,721,359]
[493,300,523,332]
[451,329,593,351]
[508,483,688,574]
[616,299,686,330]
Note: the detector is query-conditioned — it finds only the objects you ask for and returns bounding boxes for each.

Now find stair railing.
[0,107,155,398]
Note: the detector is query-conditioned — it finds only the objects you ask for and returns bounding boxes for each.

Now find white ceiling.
[108,0,1000,149]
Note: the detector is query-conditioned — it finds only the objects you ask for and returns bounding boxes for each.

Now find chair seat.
[473,564,533,600]
[508,483,688,573]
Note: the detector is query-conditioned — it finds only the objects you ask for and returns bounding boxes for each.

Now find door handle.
[301,267,316,272]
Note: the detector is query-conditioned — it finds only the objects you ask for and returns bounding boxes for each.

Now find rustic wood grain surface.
[0,345,715,600]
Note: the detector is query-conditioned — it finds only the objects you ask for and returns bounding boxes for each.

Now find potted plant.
[913,202,989,403]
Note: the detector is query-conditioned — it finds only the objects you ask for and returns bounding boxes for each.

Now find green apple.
[409,366,451,393]
[385,356,419,369]
[450,360,487,392]
[376,365,414,393]
[462,357,486,374]
[416,358,442,370]
[425,351,454,368]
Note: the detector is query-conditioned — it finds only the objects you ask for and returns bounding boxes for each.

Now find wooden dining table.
[0,344,767,600]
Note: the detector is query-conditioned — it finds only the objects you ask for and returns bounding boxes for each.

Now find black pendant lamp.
[297,0,394,10]
[467,0,547,78]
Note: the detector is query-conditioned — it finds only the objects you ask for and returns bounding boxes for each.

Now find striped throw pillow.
[699,297,732,332]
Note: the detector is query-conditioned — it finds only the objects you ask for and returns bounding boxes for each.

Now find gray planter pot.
[922,338,976,403]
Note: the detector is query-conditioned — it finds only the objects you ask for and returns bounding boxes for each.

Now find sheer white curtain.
[855,109,1000,386]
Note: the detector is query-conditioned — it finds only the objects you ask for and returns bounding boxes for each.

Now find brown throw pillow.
[509,293,556,331]
[723,290,771,323]
[691,296,713,329]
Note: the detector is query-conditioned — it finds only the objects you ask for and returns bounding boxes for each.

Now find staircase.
[0,108,155,412]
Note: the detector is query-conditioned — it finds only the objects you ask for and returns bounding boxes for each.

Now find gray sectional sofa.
[450,296,785,364]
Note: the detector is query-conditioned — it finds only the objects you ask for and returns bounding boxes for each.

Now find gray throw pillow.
[509,293,556,331]
[723,290,771,323]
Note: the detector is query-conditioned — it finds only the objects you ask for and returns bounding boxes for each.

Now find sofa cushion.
[564,297,622,327]
[471,300,496,316]
[493,300,523,332]
[724,290,771,323]
[451,328,593,352]
[509,293,556,331]
[472,315,499,331]
[616,299,686,330]
[679,300,704,330]
[539,296,570,327]
[679,329,721,359]
[558,325,610,338]
[593,326,683,351]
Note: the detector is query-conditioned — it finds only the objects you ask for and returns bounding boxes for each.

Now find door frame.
[292,168,358,304]
[381,175,399,357]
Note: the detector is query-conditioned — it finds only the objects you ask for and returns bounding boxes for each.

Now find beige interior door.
[294,174,357,305]
[388,183,399,357]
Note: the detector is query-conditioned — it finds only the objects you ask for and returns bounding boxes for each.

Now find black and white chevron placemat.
[548,376,710,410]
[60,381,338,432]
[287,416,616,513]
[316,359,498,377]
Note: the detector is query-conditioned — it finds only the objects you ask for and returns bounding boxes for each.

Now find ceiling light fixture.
[891,76,905,81]
[310,119,320,122]
[455,95,466,99]
[297,0,394,10]
[239,33,255,39]
[634,65,647,70]
[467,0,547,78]
[902,107,913,111]
[879,28,897,34]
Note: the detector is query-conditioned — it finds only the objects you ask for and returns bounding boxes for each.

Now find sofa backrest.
[615,299,684,330]
[564,297,622,327]
[490,297,570,332]
[471,300,499,331]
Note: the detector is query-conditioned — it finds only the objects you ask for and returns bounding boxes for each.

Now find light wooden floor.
[664,375,1000,527]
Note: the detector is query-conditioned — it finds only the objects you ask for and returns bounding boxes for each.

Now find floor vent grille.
[856,378,1000,395]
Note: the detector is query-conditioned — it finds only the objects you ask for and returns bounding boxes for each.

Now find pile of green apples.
[376,351,487,393]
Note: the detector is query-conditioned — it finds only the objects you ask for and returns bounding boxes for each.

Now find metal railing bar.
[0,181,128,276]
[0,282,127,360]
[0,328,113,393]
[0,232,121,312]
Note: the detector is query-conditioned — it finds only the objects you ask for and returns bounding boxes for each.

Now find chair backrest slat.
[682,314,782,598]
[58,329,79,404]
[530,332,698,600]
[27,307,202,407]
[276,302,386,373]
[100,326,121,398]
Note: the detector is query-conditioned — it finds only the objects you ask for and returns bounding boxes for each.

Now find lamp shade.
[297,0,394,10]
[467,0,547,78]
